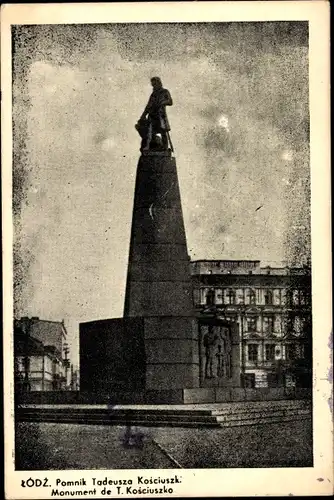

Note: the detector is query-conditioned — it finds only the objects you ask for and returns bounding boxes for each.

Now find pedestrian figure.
[122,424,144,449]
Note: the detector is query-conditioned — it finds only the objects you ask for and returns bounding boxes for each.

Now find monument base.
[143,316,199,390]
[80,317,200,394]
[79,313,242,402]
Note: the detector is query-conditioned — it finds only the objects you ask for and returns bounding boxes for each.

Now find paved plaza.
[15,419,312,470]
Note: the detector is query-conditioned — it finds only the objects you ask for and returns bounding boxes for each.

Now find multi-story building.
[18,316,67,355]
[14,317,68,392]
[191,260,312,389]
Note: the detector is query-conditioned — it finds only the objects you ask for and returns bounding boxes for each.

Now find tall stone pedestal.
[79,151,241,403]
[124,152,199,390]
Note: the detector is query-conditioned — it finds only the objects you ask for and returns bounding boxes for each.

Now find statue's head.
[151,77,162,89]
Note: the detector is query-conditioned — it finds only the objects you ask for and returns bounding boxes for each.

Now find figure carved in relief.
[204,326,218,379]
[216,344,224,377]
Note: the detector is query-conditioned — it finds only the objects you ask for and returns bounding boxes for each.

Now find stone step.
[16,415,220,428]
[212,404,311,416]
[20,400,310,413]
[219,414,311,427]
[18,410,218,424]
[211,400,310,411]
[17,406,310,422]
[18,411,311,428]
[216,409,310,422]
[17,402,311,428]
[18,407,213,417]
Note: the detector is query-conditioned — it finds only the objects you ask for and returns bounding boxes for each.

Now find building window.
[298,344,305,359]
[294,316,303,335]
[286,290,293,306]
[292,290,300,306]
[275,345,283,360]
[274,315,281,334]
[215,288,223,305]
[248,344,258,362]
[286,343,305,360]
[273,289,281,305]
[206,289,215,306]
[286,344,297,360]
[263,316,274,334]
[291,289,309,306]
[286,316,294,334]
[226,289,236,305]
[299,290,306,306]
[264,290,273,305]
[236,290,245,304]
[200,288,209,305]
[265,344,276,361]
[23,356,31,373]
[247,289,256,305]
[246,317,257,332]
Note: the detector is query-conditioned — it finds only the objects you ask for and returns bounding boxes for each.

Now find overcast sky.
[12,22,310,367]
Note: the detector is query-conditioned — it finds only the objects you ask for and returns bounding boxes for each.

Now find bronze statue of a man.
[136,77,173,151]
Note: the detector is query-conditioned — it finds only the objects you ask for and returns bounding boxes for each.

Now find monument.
[80,79,240,403]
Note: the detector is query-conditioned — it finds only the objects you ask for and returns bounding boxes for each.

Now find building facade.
[191,260,312,389]
[14,317,69,392]
[18,316,67,354]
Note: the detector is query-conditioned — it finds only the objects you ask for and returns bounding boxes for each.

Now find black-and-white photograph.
[2,2,332,498]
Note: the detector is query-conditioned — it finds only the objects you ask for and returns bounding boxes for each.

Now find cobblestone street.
[15,420,312,470]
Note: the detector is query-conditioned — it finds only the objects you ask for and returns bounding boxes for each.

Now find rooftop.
[17,317,67,339]
[190,260,310,276]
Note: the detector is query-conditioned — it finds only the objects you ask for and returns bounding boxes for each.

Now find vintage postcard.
[1,1,332,498]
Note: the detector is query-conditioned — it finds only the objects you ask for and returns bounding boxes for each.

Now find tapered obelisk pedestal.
[124,152,199,390]
[80,150,241,401]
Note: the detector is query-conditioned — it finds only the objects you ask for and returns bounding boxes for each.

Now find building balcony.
[244,359,285,370]
[244,359,265,369]
[243,330,284,337]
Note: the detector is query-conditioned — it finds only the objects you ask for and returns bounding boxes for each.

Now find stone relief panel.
[199,323,233,386]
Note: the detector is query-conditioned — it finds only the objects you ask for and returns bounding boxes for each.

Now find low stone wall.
[183,387,311,403]
[17,387,311,405]
[16,391,144,405]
